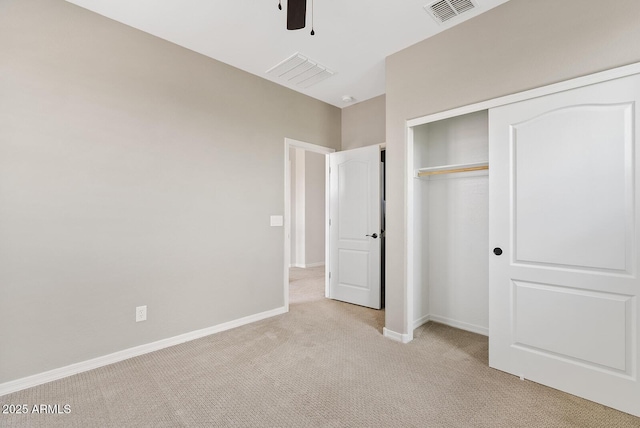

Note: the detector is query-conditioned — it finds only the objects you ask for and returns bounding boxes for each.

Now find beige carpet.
[1,266,639,427]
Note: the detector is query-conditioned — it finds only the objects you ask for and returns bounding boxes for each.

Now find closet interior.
[412,109,490,335]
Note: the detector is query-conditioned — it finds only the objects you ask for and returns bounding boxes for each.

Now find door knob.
[493,247,503,256]
[366,233,378,239]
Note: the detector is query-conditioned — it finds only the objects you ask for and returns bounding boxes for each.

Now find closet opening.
[401,64,640,416]
[409,110,489,337]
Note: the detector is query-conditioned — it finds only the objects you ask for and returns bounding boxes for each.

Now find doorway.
[283,139,334,311]
[283,139,386,312]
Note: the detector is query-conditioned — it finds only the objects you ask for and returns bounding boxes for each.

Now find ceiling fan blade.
[287,0,306,30]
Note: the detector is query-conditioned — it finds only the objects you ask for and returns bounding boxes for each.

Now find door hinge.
[329,219,332,226]
[329,167,331,174]
[329,272,332,279]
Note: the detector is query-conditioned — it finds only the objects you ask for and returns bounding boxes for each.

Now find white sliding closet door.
[489,73,640,417]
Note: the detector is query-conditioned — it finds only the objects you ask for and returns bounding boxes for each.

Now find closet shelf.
[416,161,489,178]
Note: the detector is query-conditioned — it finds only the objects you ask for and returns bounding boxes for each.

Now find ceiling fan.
[278,0,315,35]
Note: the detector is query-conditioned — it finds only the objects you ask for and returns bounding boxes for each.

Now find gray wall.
[304,151,325,266]
[341,95,386,150]
[0,0,340,383]
[384,0,640,334]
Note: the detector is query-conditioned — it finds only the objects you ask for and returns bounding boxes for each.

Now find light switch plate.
[136,305,147,322]
[270,215,284,227]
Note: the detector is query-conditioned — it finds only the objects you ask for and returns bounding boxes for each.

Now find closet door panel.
[513,104,632,272]
[489,72,640,417]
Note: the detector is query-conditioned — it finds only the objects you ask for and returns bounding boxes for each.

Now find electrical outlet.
[135,305,147,322]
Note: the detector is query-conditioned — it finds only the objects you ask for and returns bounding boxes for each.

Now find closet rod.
[417,165,489,177]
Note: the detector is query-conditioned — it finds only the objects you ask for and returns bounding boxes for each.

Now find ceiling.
[65,0,511,107]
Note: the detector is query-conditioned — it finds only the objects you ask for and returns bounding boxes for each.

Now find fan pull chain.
[310,0,315,35]
[278,0,282,10]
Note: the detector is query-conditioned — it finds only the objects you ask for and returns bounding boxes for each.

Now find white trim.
[304,262,326,268]
[0,306,286,397]
[289,262,324,269]
[406,62,640,128]
[404,62,640,345]
[324,154,331,298]
[284,143,291,312]
[405,127,415,340]
[428,315,489,337]
[285,138,336,155]
[284,138,335,310]
[411,314,488,336]
[383,327,413,344]
[413,314,431,330]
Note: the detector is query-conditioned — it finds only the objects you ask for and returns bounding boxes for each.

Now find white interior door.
[329,145,381,309]
[489,73,640,417]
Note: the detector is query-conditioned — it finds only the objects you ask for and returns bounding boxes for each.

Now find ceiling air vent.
[425,0,477,24]
[266,53,335,89]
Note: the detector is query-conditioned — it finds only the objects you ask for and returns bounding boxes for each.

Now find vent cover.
[266,53,335,89]
[425,0,477,23]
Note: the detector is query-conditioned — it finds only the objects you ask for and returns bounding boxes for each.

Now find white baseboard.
[427,314,489,336]
[290,262,324,268]
[383,327,413,344]
[304,262,325,268]
[413,314,431,330]
[0,306,287,397]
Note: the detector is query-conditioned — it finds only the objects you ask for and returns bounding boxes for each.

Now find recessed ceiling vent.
[425,0,477,24]
[266,53,335,89]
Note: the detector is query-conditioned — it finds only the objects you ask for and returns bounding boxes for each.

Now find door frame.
[283,138,335,312]
[400,62,640,343]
